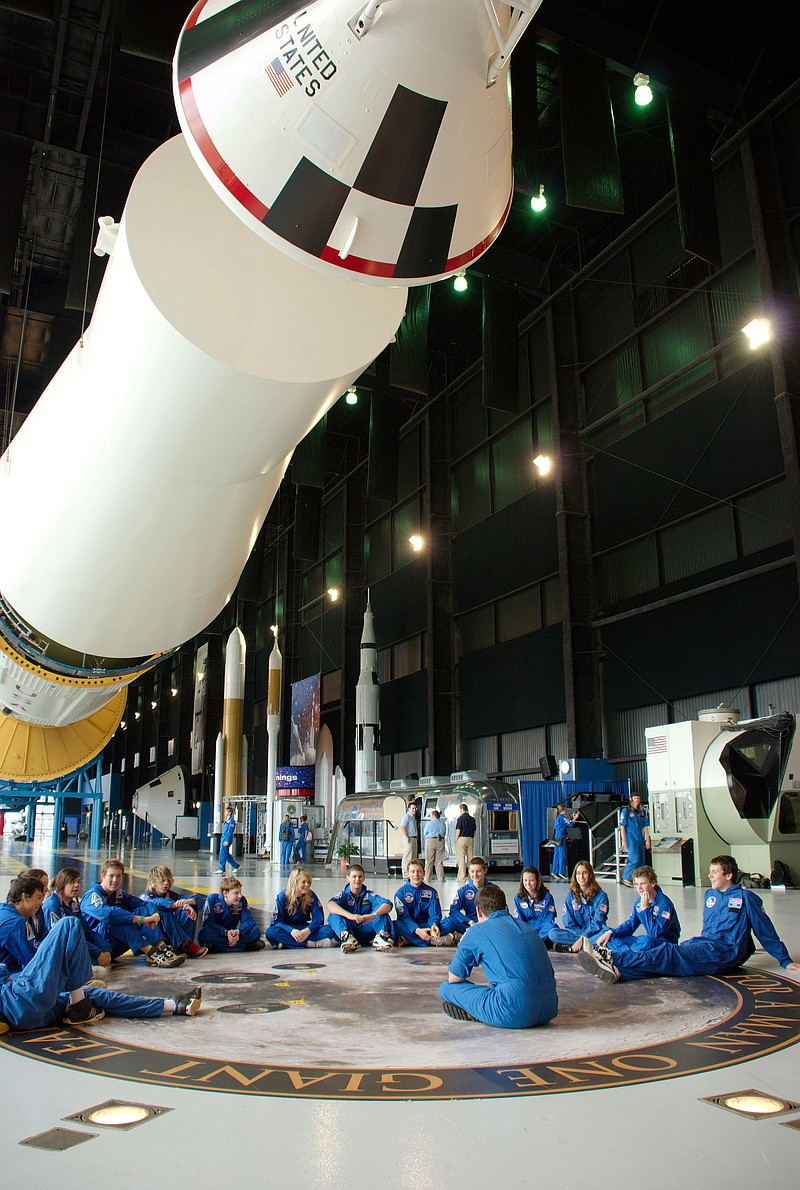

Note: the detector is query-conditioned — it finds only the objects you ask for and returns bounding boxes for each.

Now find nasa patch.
[706,896,717,908]
[465,891,475,900]
[404,895,414,904]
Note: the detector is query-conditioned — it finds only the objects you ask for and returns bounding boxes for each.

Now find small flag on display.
[647,734,668,754]
[266,58,293,97]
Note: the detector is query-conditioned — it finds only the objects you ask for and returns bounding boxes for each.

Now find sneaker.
[82,977,107,989]
[596,943,614,963]
[581,936,594,954]
[64,999,105,1026]
[552,942,575,954]
[432,932,456,947]
[397,936,410,947]
[340,932,360,954]
[371,931,394,951]
[621,878,633,887]
[578,950,620,984]
[173,987,202,1016]
[216,870,226,876]
[269,941,285,950]
[91,964,110,981]
[184,941,209,959]
[307,938,335,948]
[146,942,187,968]
[243,939,266,952]
[441,1001,477,1022]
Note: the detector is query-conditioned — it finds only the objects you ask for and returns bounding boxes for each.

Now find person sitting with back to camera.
[198,875,265,953]
[439,885,558,1029]
[326,862,394,953]
[593,864,680,956]
[279,814,296,867]
[80,858,186,968]
[140,865,208,959]
[43,866,112,980]
[393,858,453,947]
[513,866,557,948]
[548,860,609,953]
[266,867,338,949]
[439,856,497,938]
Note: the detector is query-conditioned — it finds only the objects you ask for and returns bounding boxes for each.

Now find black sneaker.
[552,942,575,954]
[442,1001,477,1022]
[146,942,186,968]
[577,950,620,984]
[173,987,202,1016]
[64,999,105,1026]
[243,939,266,952]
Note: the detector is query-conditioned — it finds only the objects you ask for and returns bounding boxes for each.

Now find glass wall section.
[640,294,715,416]
[659,506,736,584]
[392,635,423,679]
[630,209,688,323]
[452,450,491,531]
[455,605,494,660]
[365,494,423,585]
[711,259,762,376]
[596,538,658,607]
[576,255,635,361]
[581,343,642,428]
[497,587,541,642]
[455,577,560,660]
[365,514,392,584]
[736,481,791,554]
[450,372,486,457]
[491,420,534,511]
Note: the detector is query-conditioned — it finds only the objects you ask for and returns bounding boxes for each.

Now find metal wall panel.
[672,687,751,722]
[501,726,546,772]
[461,735,498,773]
[608,704,666,757]
[752,676,800,717]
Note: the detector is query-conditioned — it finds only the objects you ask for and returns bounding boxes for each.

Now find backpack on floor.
[770,860,793,887]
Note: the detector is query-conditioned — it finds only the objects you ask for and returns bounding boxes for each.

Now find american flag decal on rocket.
[266,58,293,97]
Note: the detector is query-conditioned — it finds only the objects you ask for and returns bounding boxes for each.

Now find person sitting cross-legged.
[0,916,201,1031]
[548,860,609,953]
[141,865,208,959]
[199,876,265,953]
[80,858,186,968]
[326,864,394,953]
[439,856,497,938]
[266,868,338,950]
[439,885,558,1029]
[393,858,453,948]
[513,866,557,948]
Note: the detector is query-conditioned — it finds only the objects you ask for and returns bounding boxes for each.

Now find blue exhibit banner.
[276,765,315,789]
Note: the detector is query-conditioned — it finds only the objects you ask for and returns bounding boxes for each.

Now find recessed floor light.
[63,1099,173,1130]
[700,1089,800,1120]
[20,1127,97,1151]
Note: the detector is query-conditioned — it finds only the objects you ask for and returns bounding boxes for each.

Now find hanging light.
[633,72,653,106]
[530,183,547,212]
[453,271,468,293]
[344,387,358,405]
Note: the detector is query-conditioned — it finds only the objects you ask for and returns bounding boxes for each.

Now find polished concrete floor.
[1,838,798,1188]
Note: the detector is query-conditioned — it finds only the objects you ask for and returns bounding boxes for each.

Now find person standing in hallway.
[619,793,650,885]
[423,808,447,882]
[454,803,476,884]
[400,799,420,877]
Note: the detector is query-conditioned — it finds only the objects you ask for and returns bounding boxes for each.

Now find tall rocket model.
[265,626,283,857]
[0,0,537,783]
[355,597,379,792]
[211,626,246,854]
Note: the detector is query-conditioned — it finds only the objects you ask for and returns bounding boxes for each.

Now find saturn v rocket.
[0,0,538,782]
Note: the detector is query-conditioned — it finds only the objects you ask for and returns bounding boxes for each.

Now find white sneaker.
[91,964,111,981]
[340,932,360,954]
[371,932,394,951]
[433,932,456,947]
[307,938,335,948]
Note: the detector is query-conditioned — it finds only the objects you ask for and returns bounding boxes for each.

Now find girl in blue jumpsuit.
[266,868,337,948]
[217,808,240,875]
[549,860,609,948]
[513,867,557,947]
[43,867,110,964]
[619,795,650,883]
[551,805,574,880]
[278,816,296,867]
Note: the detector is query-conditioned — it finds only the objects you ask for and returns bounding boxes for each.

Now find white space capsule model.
[0,0,535,782]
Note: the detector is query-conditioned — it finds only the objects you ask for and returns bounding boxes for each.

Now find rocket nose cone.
[226,626,246,664]
[361,601,376,647]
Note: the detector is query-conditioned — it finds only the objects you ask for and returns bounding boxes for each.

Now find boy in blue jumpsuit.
[325,863,394,952]
[595,865,680,953]
[217,806,240,875]
[294,816,311,864]
[439,886,558,1028]
[551,805,578,880]
[20,868,49,948]
[393,859,450,947]
[278,815,296,867]
[80,858,186,967]
[199,876,265,952]
[549,860,609,951]
[43,867,111,970]
[439,856,496,937]
[0,916,201,1030]
[513,867,557,946]
[141,865,208,958]
[580,854,800,984]
[266,867,337,948]
[619,794,650,884]
[0,874,58,970]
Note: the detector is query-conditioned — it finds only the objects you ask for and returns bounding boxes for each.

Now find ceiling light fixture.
[345,387,358,405]
[741,318,771,349]
[533,454,553,476]
[633,72,653,106]
[409,534,424,552]
[530,183,547,212]
[453,271,468,293]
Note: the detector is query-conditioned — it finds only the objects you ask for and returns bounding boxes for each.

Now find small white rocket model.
[265,624,282,857]
[355,596,379,793]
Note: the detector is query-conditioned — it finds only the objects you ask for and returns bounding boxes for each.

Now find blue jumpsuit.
[393,879,442,946]
[549,888,610,946]
[42,892,108,963]
[139,890,200,953]
[80,882,165,959]
[0,918,164,1030]
[198,893,261,951]
[513,890,557,943]
[265,890,337,948]
[294,822,311,864]
[606,887,680,952]
[279,821,296,867]
[218,815,240,873]
[439,909,558,1029]
[612,883,794,980]
[440,880,498,936]
[620,804,649,881]
[552,811,571,878]
[327,884,393,945]
[0,901,45,971]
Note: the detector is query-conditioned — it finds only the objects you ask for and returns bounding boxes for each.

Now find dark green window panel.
[491,419,534,512]
[660,506,736,584]
[736,482,791,555]
[452,448,490,531]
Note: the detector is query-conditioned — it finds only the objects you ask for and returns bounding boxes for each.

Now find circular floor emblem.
[4,965,799,1101]
[201,973,280,985]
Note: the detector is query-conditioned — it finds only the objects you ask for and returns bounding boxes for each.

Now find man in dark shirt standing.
[455,803,476,885]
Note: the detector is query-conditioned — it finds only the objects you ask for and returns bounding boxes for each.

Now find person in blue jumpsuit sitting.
[43,867,112,978]
[266,867,337,949]
[0,915,201,1031]
[393,858,453,947]
[594,865,680,955]
[579,854,800,984]
[513,866,557,948]
[19,867,49,949]
[278,814,296,867]
[80,858,186,968]
[439,856,496,938]
[439,885,558,1029]
[141,865,208,958]
[217,806,240,875]
[294,815,311,864]
[550,804,580,881]
[619,793,650,885]
[1,873,63,971]
[549,860,610,953]
[199,875,265,952]
[326,863,394,952]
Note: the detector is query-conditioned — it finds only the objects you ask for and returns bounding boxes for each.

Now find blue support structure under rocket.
[0,755,104,849]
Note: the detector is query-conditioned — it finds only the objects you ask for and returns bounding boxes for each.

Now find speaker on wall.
[539,754,558,779]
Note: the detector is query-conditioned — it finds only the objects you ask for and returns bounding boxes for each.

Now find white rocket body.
[265,634,283,857]
[354,597,380,792]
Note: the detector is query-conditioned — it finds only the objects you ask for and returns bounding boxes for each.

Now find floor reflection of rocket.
[355,597,379,793]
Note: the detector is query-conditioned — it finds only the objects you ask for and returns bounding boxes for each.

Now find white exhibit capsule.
[354,596,380,792]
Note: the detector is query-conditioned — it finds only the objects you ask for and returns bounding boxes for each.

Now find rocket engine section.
[646,710,800,887]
